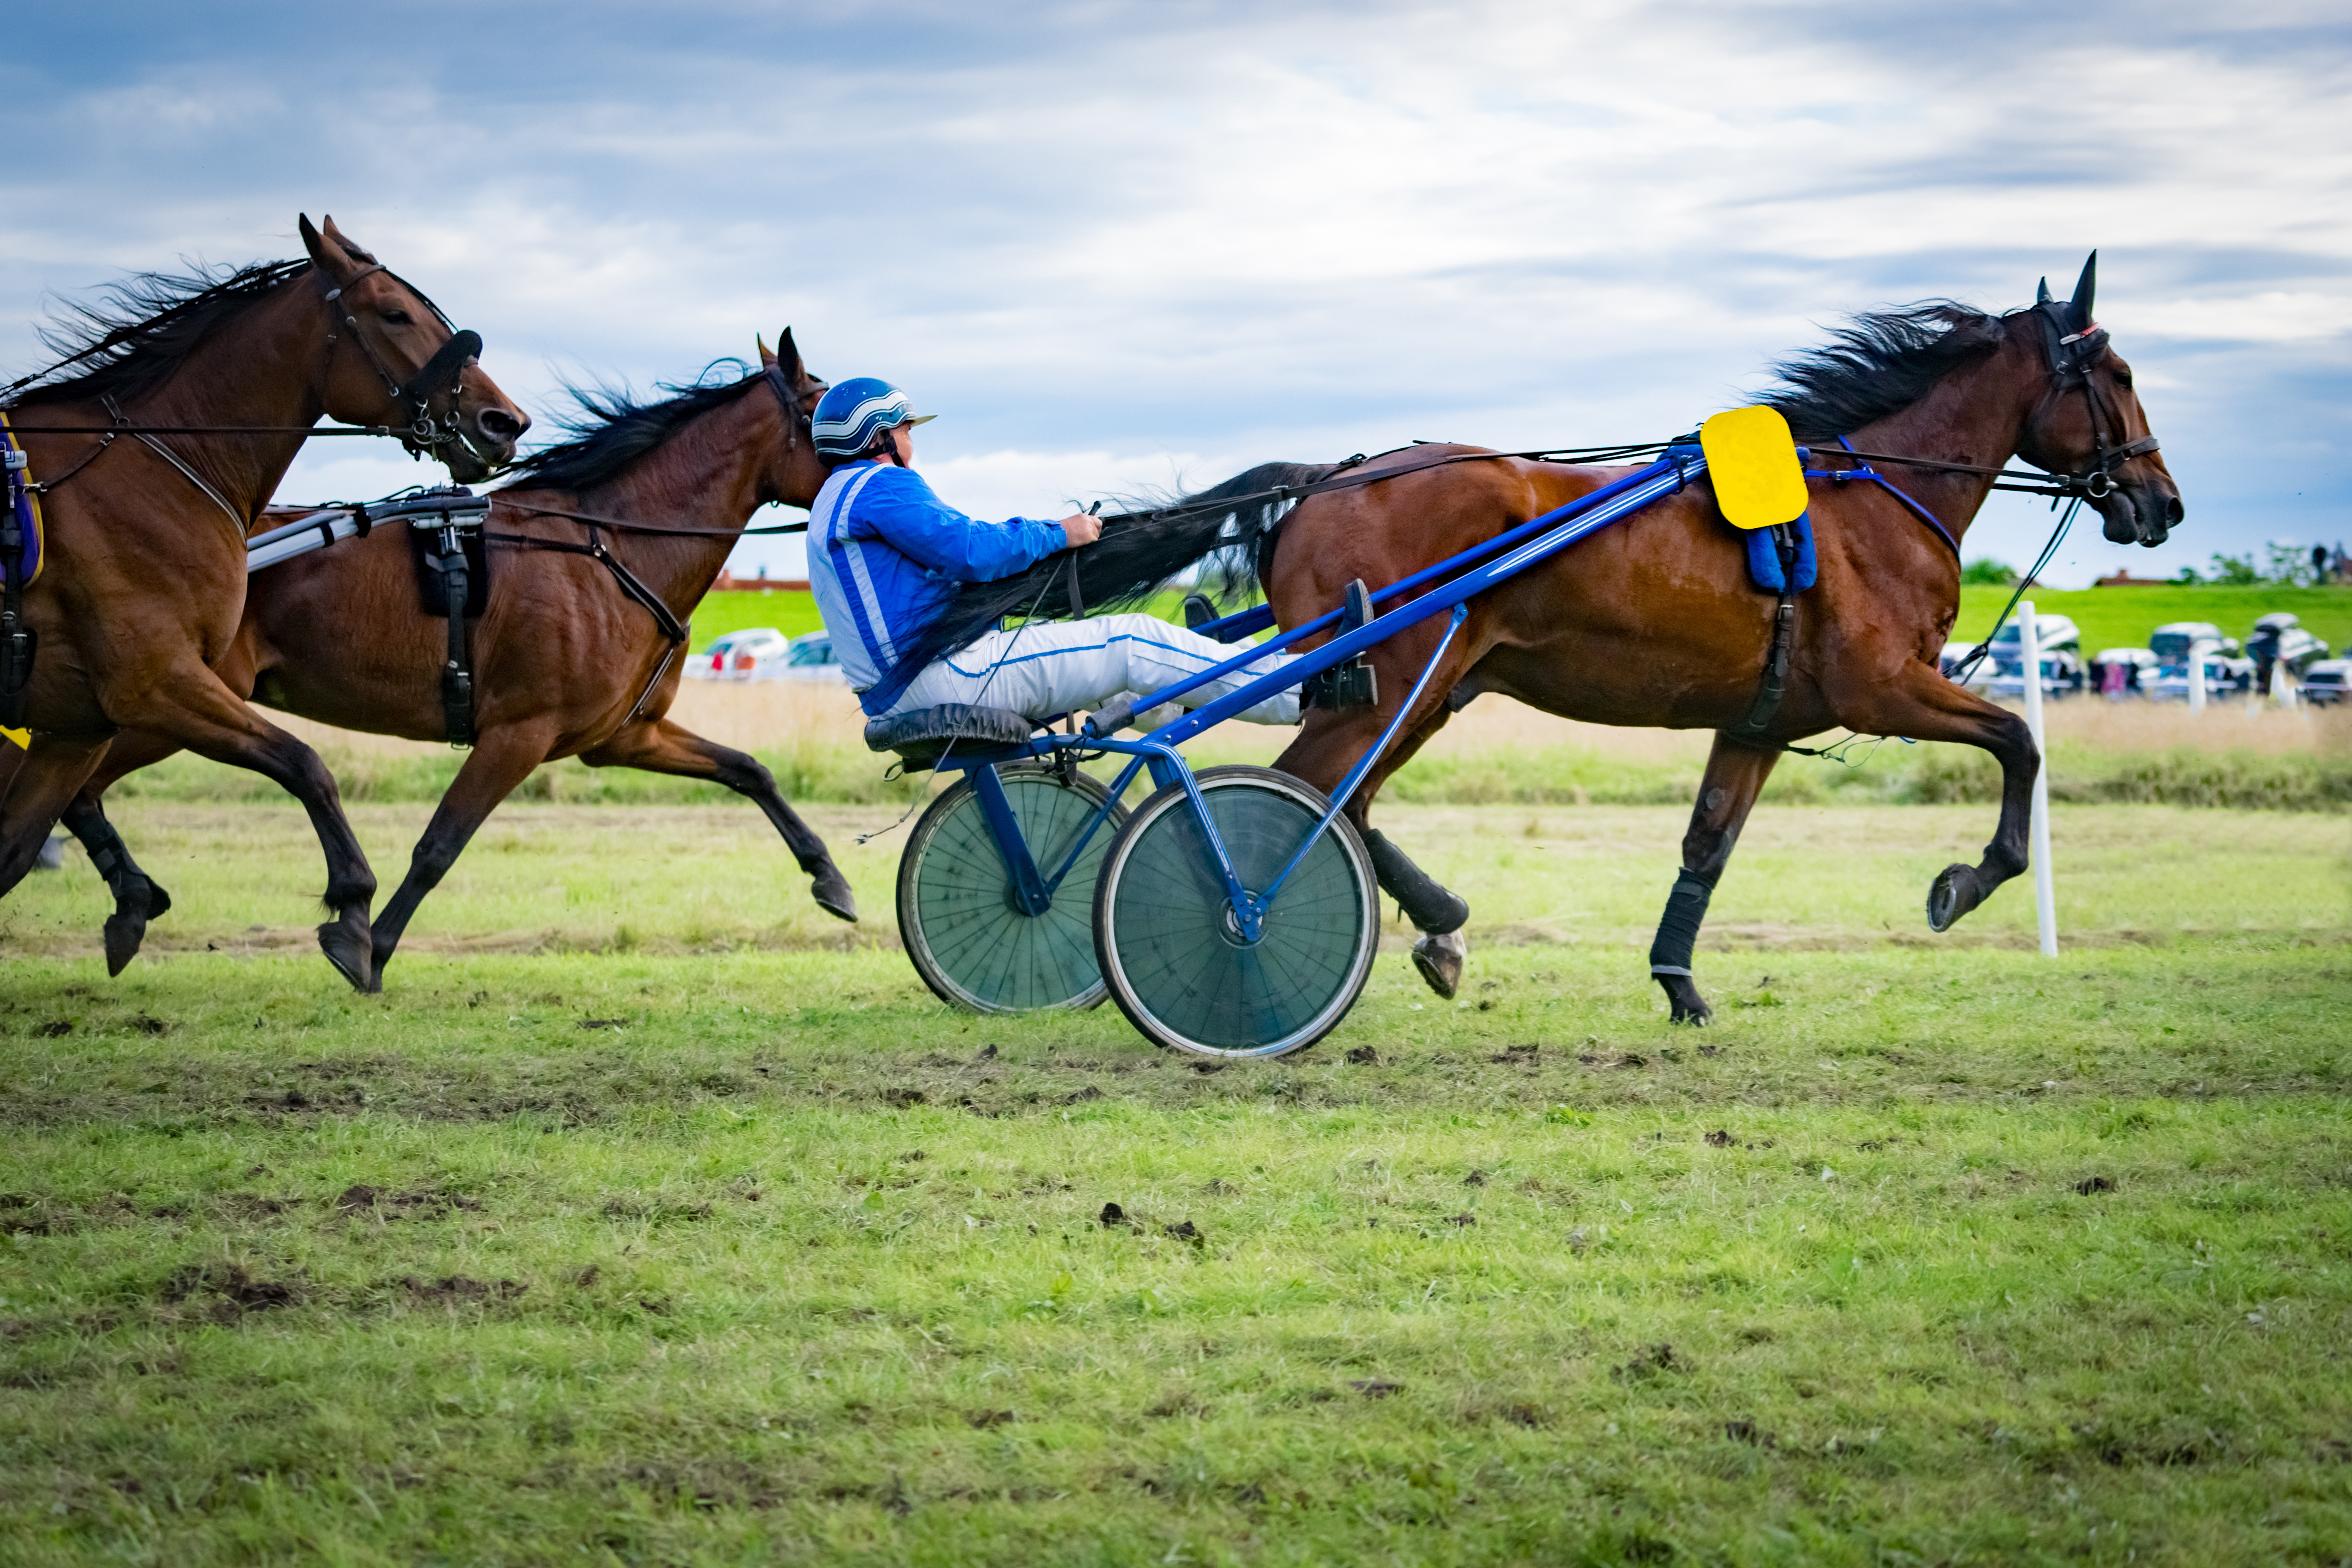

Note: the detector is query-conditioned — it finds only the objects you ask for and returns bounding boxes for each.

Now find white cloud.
[5,0,2348,580]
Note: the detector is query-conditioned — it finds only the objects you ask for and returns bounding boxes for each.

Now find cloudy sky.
[3,0,2344,586]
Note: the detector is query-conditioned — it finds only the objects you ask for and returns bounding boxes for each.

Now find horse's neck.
[583,393,777,597]
[1847,335,2041,549]
[126,280,327,520]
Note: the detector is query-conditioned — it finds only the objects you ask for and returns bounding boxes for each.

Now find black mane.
[9,258,312,406]
[1764,302,2014,440]
[501,365,763,494]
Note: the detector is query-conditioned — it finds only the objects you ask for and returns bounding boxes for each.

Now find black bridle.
[2021,291,2161,524]
[315,264,483,460]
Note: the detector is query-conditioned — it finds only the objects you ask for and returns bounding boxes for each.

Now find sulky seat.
[861,702,1038,770]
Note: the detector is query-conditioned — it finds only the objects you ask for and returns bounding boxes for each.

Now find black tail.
[893,460,1334,674]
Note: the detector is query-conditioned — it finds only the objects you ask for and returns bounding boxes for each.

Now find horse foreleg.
[370,720,560,985]
[1650,736,1783,1024]
[1834,662,2036,931]
[578,717,855,921]
[62,729,188,975]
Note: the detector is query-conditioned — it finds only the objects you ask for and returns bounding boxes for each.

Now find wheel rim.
[1103,774,1373,1055]
[903,770,1117,1013]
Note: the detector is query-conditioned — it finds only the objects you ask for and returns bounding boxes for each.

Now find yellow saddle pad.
[1700,405,1808,530]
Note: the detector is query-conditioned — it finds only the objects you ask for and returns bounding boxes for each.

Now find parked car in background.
[689,627,791,681]
[1982,613,2084,701]
[2146,621,2252,702]
[775,630,847,683]
[2247,612,2332,694]
[2149,622,2237,663]
[2298,658,2350,706]
[2088,647,2158,698]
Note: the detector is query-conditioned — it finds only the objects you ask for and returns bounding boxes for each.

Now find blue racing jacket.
[804,460,1069,713]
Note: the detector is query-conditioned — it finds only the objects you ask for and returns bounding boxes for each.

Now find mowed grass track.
[0,804,2346,1564]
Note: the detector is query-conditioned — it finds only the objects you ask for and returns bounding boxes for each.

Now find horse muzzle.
[2098,479,2183,548]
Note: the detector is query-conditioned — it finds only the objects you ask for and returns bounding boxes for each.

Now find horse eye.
[382,308,413,325]
[2112,368,2133,389]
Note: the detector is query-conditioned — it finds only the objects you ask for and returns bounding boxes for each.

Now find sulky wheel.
[1092,765,1379,1060]
[897,764,1126,1013]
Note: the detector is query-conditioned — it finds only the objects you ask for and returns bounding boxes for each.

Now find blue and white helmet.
[810,377,935,459]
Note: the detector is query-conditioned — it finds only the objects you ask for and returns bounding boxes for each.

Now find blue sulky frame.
[932,448,1715,945]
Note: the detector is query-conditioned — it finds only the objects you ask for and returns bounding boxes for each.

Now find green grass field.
[2,801,2347,1563]
[683,582,2352,662]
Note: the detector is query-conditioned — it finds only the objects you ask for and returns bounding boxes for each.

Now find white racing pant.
[887,613,1301,726]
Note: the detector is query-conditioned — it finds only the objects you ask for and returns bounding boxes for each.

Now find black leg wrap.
[1363,829,1468,933]
[1647,867,1720,977]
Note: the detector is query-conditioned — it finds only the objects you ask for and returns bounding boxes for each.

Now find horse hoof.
[1411,930,1467,999]
[1927,863,1980,932]
[1655,972,1713,1026]
[812,869,858,923]
[103,909,147,977]
[317,921,375,994]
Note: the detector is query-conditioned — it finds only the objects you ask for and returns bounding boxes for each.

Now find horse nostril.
[2164,496,2184,525]
[475,408,526,443]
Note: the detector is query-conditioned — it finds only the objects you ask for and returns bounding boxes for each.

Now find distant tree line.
[1961,542,2346,588]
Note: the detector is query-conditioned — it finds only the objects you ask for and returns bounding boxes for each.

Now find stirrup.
[1302,660,1378,712]
[1302,580,1380,712]
[1181,593,1218,631]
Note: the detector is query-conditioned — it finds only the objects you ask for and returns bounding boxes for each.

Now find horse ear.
[321,216,378,266]
[2066,251,2097,332]
[756,333,775,368]
[2036,277,2053,306]
[774,326,815,393]
[299,214,328,266]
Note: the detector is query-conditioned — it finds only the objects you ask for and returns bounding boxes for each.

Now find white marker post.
[2188,639,2207,715]
[2017,601,2058,956]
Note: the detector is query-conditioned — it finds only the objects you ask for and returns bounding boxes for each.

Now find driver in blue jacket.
[803,377,1300,725]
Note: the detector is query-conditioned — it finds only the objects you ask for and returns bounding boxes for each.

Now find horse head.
[757,327,831,511]
[2017,252,2183,547]
[299,214,529,484]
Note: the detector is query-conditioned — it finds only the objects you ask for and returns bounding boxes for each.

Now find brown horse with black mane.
[911,255,2181,1022]
[58,331,855,987]
[0,216,526,988]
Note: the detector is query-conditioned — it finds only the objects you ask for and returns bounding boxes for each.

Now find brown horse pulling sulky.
[60,331,857,987]
[913,254,2180,1024]
[0,216,527,988]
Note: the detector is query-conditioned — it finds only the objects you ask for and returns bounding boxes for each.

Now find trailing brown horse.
[0,216,526,988]
[918,255,2180,1022]
[60,331,855,987]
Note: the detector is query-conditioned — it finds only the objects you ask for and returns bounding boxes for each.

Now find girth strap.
[435,521,475,746]
[1729,522,1804,740]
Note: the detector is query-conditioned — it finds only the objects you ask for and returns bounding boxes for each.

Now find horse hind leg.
[1363,829,1471,998]
[1649,737,1781,1024]
[60,793,172,976]
[579,717,857,923]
